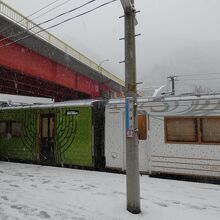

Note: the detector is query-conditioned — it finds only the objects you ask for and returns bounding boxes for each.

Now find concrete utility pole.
[120,0,141,214]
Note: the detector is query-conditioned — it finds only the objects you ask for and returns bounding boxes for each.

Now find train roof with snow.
[0,99,104,110]
[106,94,220,116]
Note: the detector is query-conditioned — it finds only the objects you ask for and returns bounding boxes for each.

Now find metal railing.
[0,1,125,87]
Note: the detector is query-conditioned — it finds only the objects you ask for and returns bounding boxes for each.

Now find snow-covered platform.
[0,162,219,220]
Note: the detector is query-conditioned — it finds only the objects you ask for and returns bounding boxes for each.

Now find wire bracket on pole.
[119,15,125,19]
[119,60,125,64]
[135,10,140,14]
[119,37,125,40]
[136,82,143,85]
[134,33,141,38]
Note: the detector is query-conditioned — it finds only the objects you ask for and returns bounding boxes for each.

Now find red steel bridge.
[0,2,124,101]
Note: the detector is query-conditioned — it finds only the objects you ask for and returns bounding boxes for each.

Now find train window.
[0,122,7,138]
[42,117,49,138]
[49,117,54,138]
[201,118,220,143]
[11,122,22,137]
[165,117,198,143]
[138,113,147,140]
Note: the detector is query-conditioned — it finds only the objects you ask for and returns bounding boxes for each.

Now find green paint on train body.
[0,109,36,161]
[55,106,93,167]
[0,106,94,167]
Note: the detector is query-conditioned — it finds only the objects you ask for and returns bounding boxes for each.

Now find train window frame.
[138,111,147,140]
[165,116,220,145]
[0,121,23,139]
[41,117,49,138]
[165,117,198,144]
[11,121,23,138]
[0,121,7,138]
[200,117,220,144]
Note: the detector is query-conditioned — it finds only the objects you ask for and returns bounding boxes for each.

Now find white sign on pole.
[125,97,134,138]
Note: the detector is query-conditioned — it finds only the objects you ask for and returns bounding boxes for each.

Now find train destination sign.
[66,110,79,116]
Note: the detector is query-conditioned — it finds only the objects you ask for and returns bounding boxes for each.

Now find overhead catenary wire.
[177,72,220,77]
[14,0,61,19]
[174,73,220,82]
[31,0,75,21]
[0,0,96,44]
[0,0,62,36]
[0,0,117,50]
[177,77,220,81]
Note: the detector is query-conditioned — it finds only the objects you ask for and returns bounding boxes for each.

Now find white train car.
[105,95,220,178]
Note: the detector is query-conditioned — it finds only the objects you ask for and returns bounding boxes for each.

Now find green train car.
[0,100,105,169]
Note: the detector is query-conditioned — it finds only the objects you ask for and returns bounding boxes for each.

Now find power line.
[0,0,62,36]
[31,0,75,21]
[177,72,220,77]
[177,77,220,81]
[0,0,96,44]
[0,0,117,50]
[17,0,62,19]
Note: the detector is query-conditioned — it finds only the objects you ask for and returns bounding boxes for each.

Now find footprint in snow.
[112,191,125,195]
[188,205,207,210]
[93,192,107,196]
[1,196,8,201]
[37,211,51,219]
[9,184,19,188]
[42,180,51,184]
[11,205,23,210]
[154,202,168,207]
[80,185,90,190]
[86,184,96,188]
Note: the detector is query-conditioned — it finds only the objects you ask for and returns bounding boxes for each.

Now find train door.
[105,109,124,170]
[40,114,55,163]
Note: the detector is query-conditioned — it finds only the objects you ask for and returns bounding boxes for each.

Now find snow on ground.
[0,162,220,220]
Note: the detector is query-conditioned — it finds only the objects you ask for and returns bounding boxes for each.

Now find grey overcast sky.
[2,0,220,93]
